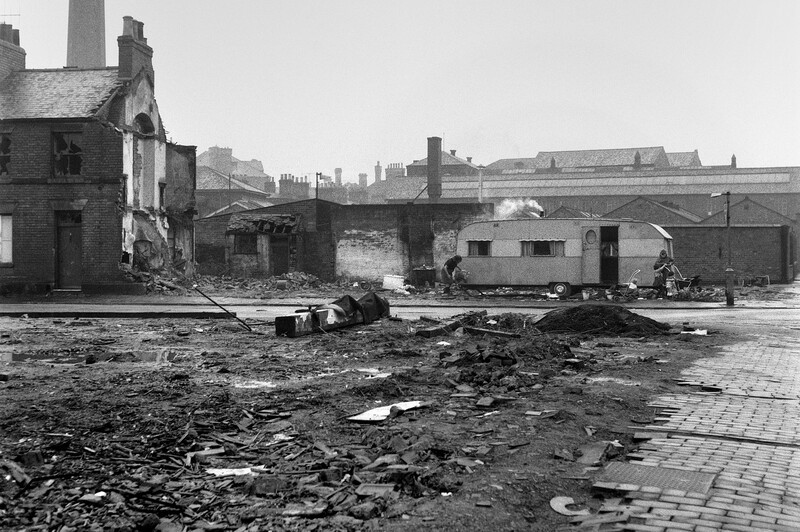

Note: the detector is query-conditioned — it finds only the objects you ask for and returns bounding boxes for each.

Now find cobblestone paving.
[566,335,800,531]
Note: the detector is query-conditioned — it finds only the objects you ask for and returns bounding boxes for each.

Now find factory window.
[521,240,565,257]
[0,134,10,175]
[53,132,83,176]
[467,240,491,256]
[234,234,257,254]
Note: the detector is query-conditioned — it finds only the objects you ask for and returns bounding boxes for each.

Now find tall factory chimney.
[427,137,442,201]
[67,0,106,68]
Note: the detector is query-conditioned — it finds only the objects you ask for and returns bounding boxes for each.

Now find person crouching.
[441,255,463,294]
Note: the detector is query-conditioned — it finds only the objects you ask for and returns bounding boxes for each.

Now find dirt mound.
[533,304,671,336]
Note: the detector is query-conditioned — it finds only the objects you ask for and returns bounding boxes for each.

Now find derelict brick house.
[0,18,196,294]
[195,199,493,281]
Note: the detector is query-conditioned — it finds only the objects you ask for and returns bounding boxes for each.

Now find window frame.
[233,233,258,255]
[0,133,11,176]
[467,240,491,257]
[520,239,565,257]
[52,131,84,177]
[0,213,12,265]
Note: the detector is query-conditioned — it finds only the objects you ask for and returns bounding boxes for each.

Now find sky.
[4,0,799,182]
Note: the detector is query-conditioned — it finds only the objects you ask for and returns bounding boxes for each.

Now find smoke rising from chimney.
[496,198,544,219]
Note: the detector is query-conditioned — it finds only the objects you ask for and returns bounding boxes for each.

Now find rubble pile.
[193,272,330,295]
[0,303,722,530]
[120,264,189,294]
[533,304,671,336]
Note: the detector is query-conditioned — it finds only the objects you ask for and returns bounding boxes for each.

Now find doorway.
[270,236,289,276]
[56,211,82,289]
[600,226,619,284]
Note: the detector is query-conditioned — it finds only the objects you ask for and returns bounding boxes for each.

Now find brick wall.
[666,226,791,284]
[0,121,126,293]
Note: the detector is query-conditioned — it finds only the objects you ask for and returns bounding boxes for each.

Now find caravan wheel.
[551,282,572,298]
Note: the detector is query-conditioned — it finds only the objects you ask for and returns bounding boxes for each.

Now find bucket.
[582,290,590,301]
[382,275,405,290]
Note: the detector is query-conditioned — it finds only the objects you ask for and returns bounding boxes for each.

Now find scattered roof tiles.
[226,213,298,234]
[0,68,122,120]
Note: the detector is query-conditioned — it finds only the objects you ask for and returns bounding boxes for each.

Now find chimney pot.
[467,157,472,163]
[450,149,456,156]
[122,15,134,36]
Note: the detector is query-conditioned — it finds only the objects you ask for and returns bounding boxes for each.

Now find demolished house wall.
[165,144,197,276]
[333,203,493,281]
[194,200,492,282]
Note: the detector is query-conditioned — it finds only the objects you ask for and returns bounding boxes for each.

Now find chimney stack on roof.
[450,149,457,156]
[0,23,25,83]
[118,16,154,85]
[67,0,106,68]
[427,137,443,201]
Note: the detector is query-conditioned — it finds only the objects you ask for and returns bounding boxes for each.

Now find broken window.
[0,214,12,263]
[234,234,257,254]
[53,132,83,176]
[467,240,491,256]
[0,134,10,175]
[521,240,565,257]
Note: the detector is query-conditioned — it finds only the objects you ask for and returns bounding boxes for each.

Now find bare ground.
[0,298,745,531]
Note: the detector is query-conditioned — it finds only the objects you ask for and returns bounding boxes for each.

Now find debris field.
[1,303,724,531]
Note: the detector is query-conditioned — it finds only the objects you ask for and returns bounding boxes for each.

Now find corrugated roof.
[227,213,298,234]
[534,147,668,168]
[196,166,270,194]
[0,68,122,120]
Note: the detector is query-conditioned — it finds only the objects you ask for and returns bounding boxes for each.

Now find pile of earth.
[533,304,671,336]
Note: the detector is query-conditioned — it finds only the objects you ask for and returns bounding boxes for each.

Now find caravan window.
[467,241,491,256]
[521,240,564,257]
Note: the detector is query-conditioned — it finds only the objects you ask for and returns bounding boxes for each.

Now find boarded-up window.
[521,240,564,257]
[0,214,12,263]
[53,132,83,176]
[467,241,491,256]
[234,234,257,254]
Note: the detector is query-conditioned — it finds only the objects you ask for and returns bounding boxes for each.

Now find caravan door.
[581,227,600,284]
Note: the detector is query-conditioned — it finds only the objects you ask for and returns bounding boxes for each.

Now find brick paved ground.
[565,331,800,531]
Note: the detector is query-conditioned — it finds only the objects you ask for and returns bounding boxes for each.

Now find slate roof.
[226,213,298,234]
[667,151,702,167]
[534,147,669,169]
[604,196,704,223]
[547,205,601,218]
[0,68,122,120]
[407,151,479,169]
[482,158,538,174]
[196,166,269,194]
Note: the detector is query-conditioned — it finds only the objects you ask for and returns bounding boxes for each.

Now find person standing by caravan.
[653,249,675,297]
[441,255,463,294]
